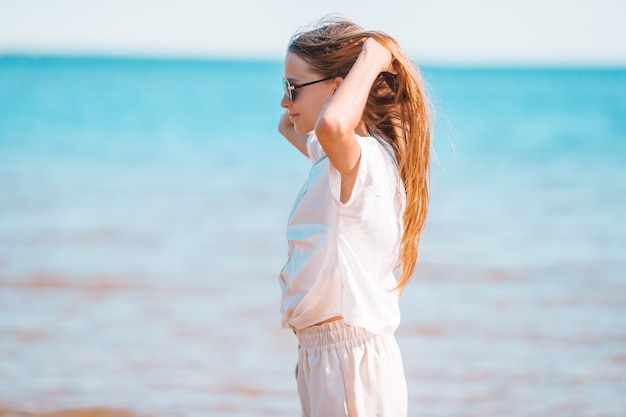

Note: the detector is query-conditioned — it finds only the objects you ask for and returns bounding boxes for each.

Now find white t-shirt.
[280,132,405,335]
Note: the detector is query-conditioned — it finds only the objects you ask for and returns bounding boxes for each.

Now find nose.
[280,94,291,108]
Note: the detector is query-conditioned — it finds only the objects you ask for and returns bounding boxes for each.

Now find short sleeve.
[328,135,395,207]
[306,133,325,163]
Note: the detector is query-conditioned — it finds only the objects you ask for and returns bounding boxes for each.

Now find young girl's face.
[281,52,335,135]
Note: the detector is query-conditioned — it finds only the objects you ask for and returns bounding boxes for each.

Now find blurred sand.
[1,263,625,416]
[0,408,150,417]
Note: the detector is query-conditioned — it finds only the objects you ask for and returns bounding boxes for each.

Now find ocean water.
[0,56,625,416]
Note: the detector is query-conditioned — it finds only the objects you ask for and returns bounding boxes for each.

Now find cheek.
[310,93,331,121]
[293,92,329,133]
[302,97,326,122]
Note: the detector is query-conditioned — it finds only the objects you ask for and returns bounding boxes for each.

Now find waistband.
[295,320,376,351]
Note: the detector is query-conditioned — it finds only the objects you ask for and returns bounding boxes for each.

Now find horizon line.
[2,51,626,70]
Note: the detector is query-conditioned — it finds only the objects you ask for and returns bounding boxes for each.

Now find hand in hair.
[362,37,396,75]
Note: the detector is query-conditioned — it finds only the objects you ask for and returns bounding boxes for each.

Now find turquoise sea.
[1,56,625,416]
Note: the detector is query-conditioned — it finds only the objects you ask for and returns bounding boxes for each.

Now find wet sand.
[1,262,625,417]
[0,407,145,417]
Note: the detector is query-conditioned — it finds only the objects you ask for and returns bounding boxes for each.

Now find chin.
[295,125,314,136]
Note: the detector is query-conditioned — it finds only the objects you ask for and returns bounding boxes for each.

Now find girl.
[278,16,430,417]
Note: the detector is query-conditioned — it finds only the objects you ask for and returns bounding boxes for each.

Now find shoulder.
[357,135,398,174]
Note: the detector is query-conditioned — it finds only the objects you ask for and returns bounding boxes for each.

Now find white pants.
[295,320,407,417]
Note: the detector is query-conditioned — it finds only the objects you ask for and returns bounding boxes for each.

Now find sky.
[1,0,625,66]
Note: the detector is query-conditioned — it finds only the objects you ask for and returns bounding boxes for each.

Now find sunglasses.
[283,77,334,102]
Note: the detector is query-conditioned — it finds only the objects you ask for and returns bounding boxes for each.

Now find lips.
[289,113,299,121]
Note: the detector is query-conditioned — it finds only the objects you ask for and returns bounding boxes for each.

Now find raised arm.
[278,109,309,157]
[314,38,394,202]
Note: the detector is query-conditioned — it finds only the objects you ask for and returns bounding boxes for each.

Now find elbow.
[315,113,350,144]
[278,122,289,137]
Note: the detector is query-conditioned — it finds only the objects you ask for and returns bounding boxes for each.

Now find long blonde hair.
[288,16,431,290]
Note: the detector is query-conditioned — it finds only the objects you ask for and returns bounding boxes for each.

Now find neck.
[355,121,368,136]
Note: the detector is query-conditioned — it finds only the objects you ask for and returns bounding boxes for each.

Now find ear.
[332,77,344,91]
